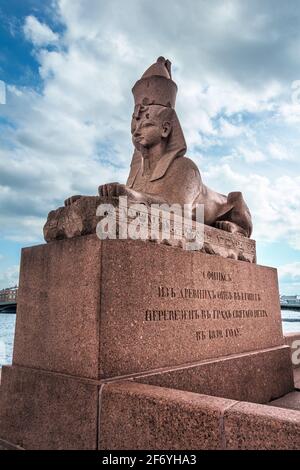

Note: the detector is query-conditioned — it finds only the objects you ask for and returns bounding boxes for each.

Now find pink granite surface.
[224,401,300,449]
[100,239,284,377]
[0,366,99,450]
[99,381,300,450]
[13,235,102,379]
[99,381,235,450]
[134,346,294,403]
[295,368,300,388]
[13,236,285,379]
[0,372,299,450]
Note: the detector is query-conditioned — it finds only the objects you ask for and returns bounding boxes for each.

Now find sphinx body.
[125,153,252,237]
[98,58,252,238]
[46,56,252,242]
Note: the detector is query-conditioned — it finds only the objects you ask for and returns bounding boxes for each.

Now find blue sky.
[0,0,300,293]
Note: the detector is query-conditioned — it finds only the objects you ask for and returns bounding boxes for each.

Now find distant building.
[0,286,18,302]
[280,295,300,304]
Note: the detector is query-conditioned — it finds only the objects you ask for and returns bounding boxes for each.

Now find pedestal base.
[14,236,285,379]
[0,366,99,450]
[0,343,294,449]
[0,235,295,449]
[133,345,294,404]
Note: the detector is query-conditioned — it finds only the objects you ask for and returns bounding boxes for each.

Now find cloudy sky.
[0,0,300,293]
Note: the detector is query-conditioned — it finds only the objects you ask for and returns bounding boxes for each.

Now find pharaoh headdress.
[127,57,187,187]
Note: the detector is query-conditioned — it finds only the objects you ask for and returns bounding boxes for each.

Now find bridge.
[0,301,17,314]
[0,286,18,313]
[280,302,300,311]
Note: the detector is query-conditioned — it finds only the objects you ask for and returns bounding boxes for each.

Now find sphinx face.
[131,105,171,151]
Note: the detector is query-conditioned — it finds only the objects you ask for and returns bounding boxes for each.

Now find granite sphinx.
[44,57,252,243]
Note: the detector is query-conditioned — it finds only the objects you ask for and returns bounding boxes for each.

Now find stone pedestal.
[0,234,294,449]
[0,366,99,450]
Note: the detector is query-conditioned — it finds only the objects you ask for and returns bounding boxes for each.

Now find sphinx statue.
[44,57,252,242]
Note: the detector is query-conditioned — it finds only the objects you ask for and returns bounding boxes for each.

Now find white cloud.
[237,146,266,163]
[177,78,283,147]
[0,0,299,264]
[279,102,300,124]
[0,80,6,105]
[279,262,300,294]
[0,265,19,289]
[218,118,247,138]
[23,15,59,47]
[279,262,300,280]
[203,163,300,248]
[267,142,289,160]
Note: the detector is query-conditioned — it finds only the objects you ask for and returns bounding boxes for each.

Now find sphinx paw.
[215,220,246,235]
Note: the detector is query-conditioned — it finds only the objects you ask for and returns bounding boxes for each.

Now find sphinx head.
[131,104,173,152]
[131,57,187,160]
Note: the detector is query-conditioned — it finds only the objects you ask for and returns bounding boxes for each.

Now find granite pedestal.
[0,233,295,449]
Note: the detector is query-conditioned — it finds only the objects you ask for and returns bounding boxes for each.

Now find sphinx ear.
[161,121,172,138]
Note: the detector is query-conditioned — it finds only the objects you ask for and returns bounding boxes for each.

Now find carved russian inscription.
[143,272,267,344]
[101,240,284,377]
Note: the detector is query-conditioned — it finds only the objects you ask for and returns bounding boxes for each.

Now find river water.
[0,314,16,368]
[0,310,300,368]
